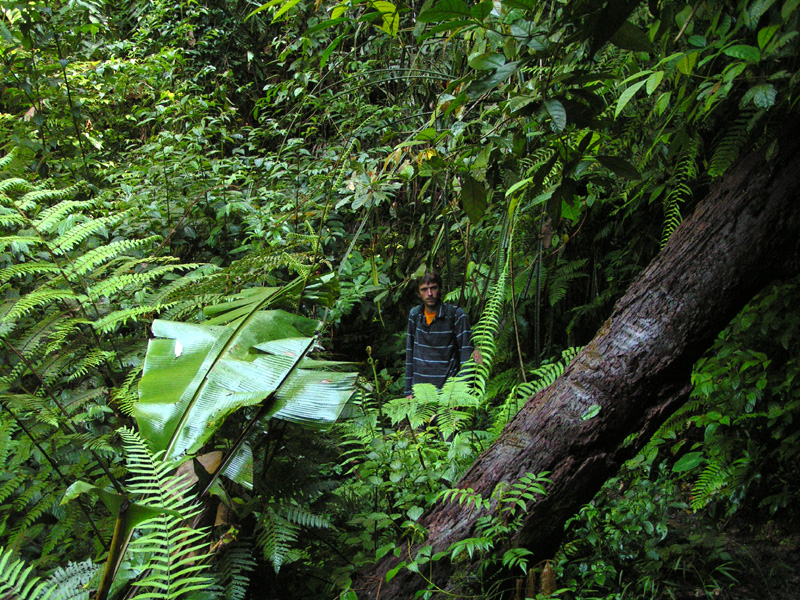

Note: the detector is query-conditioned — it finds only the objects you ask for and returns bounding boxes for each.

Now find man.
[404,270,475,398]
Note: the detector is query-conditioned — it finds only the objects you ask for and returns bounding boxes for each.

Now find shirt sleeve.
[404,310,416,396]
[454,308,474,369]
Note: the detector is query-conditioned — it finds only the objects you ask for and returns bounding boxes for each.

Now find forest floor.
[660,505,800,599]
[723,510,800,600]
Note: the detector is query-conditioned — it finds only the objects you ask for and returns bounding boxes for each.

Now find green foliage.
[137,305,356,462]
[557,464,736,599]
[0,545,59,600]
[397,472,550,597]
[490,347,583,437]
[648,279,800,515]
[0,172,171,565]
[117,428,216,600]
[215,543,256,600]
[1,0,799,595]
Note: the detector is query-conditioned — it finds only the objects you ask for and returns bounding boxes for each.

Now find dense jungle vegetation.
[1,0,799,598]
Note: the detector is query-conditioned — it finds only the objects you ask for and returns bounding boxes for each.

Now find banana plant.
[135,275,357,466]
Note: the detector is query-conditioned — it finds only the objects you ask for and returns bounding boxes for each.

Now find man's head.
[417,270,442,310]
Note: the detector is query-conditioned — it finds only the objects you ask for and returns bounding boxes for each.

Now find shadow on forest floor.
[724,511,800,600]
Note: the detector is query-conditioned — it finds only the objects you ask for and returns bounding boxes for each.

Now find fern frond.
[46,559,98,600]
[0,177,38,197]
[117,428,215,599]
[111,366,143,416]
[0,474,25,505]
[708,109,757,178]
[93,303,177,334]
[66,349,116,382]
[462,244,511,400]
[0,546,56,600]
[31,200,95,234]
[283,503,332,530]
[140,265,221,308]
[216,542,257,600]
[51,212,124,255]
[0,147,19,172]
[256,509,301,573]
[0,288,76,328]
[547,258,587,306]
[0,261,62,284]
[65,236,160,279]
[661,136,701,248]
[0,416,19,469]
[43,318,91,358]
[0,213,27,228]
[690,457,731,510]
[0,235,45,254]
[489,347,582,437]
[87,264,193,301]
[19,184,86,213]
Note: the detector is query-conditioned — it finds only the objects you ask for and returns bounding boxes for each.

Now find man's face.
[418,282,440,309]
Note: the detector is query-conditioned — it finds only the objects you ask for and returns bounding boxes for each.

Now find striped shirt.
[404,302,473,396]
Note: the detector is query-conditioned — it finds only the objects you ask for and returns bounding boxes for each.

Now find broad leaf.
[723,44,760,62]
[136,309,356,461]
[595,155,641,179]
[543,98,567,131]
[610,21,653,52]
[614,79,648,118]
[460,174,488,223]
[417,0,471,22]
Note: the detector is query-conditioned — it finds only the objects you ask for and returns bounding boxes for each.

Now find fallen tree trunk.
[356,128,800,598]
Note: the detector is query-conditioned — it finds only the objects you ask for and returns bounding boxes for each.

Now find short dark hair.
[417,270,442,289]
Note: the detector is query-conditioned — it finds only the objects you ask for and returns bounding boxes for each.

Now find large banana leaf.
[136,309,356,462]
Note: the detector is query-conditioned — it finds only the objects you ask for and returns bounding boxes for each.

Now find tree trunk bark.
[355,128,800,598]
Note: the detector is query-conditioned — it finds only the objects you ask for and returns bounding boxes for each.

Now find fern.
[215,542,256,600]
[489,347,582,437]
[0,147,19,172]
[690,458,732,510]
[0,177,38,197]
[255,508,301,573]
[47,560,98,600]
[0,546,56,600]
[547,258,587,306]
[460,240,512,401]
[112,366,144,416]
[1,288,77,326]
[66,236,160,278]
[0,261,62,284]
[254,496,334,574]
[708,108,757,178]
[660,136,700,248]
[118,427,215,600]
[19,185,86,213]
[51,212,126,255]
[32,200,94,234]
[66,349,117,382]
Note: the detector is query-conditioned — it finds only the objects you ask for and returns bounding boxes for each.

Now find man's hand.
[472,348,483,365]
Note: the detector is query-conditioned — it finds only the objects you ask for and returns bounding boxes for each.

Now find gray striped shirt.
[404,303,473,396]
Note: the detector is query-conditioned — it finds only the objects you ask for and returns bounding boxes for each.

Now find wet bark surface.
[355,128,800,599]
